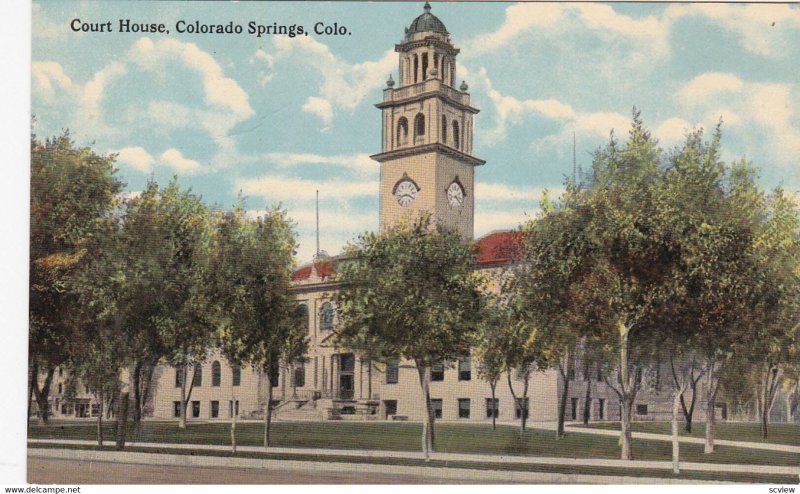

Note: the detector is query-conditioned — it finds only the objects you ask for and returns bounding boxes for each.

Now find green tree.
[474,297,507,431]
[335,216,483,460]
[213,205,304,449]
[515,114,682,459]
[84,179,217,436]
[29,131,122,424]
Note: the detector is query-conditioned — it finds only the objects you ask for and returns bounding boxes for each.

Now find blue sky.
[31,1,800,263]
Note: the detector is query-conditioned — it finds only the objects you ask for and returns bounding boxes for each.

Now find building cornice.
[376,92,478,115]
[370,143,485,167]
[395,38,460,56]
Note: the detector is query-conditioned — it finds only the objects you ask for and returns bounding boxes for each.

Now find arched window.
[397,117,408,146]
[232,364,241,386]
[297,304,309,330]
[192,365,202,387]
[422,53,429,80]
[441,116,447,144]
[212,361,221,387]
[413,55,419,84]
[321,302,334,331]
[414,113,425,140]
[452,120,460,150]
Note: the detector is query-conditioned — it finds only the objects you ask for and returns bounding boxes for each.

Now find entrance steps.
[273,398,324,421]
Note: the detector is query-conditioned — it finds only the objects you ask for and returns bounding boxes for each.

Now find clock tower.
[371,2,484,239]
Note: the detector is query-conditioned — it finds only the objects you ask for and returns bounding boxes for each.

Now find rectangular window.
[431,362,444,381]
[486,398,499,418]
[294,361,305,388]
[211,400,219,418]
[384,400,397,417]
[269,366,279,387]
[192,367,202,387]
[458,356,471,381]
[192,401,200,418]
[232,365,241,386]
[636,404,648,416]
[173,401,181,418]
[175,369,183,388]
[597,367,603,381]
[567,367,575,381]
[571,397,579,420]
[386,361,399,384]
[431,399,442,419]
[458,399,470,419]
[229,400,239,418]
[598,398,606,420]
[515,398,529,420]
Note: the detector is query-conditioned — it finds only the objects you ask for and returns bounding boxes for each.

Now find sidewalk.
[557,423,800,455]
[28,438,800,478]
[28,447,729,484]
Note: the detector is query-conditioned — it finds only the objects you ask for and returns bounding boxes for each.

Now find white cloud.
[290,209,376,233]
[31,61,73,97]
[264,36,395,126]
[160,148,202,174]
[236,176,378,202]
[32,2,68,39]
[113,147,155,173]
[476,67,576,141]
[676,73,744,106]
[80,61,127,129]
[301,97,334,126]
[263,152,377,175]
[655,118,696,147]
[145,100,194,130]
[474,210,534,237]
[465,3,671,61]
[476,183,563,203]
[464,3,565,56]
[128,38,254,119]
[667,4,800,58]
[673,73,800,169]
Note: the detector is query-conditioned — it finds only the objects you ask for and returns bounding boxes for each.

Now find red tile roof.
[292,259,337,281]
[474,230,524,266]
[292,231,521,281]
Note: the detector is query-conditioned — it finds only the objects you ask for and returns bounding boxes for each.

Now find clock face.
[394,179,419,207]
[447,180,465,208]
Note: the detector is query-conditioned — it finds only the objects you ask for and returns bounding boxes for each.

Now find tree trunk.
[671,385,686,474]
[231,392,237,454]
[28,362,37,426]
[264,366,274,449]
[760,364,781,440]
[33,367,55,425]
[132,359,142,423]
[115,391,129,450]
[507,370,519,432]
[416,362,433,461]
[680,386,697,433]
[490,380,497,431]
[521,372,530,434]
[179,362,188,429]
[97,399,104,447]
[618,323,633,460]
[704,363,718,454]
[787,381,797,423]
[583,374,592,425]
[556,351,571,438]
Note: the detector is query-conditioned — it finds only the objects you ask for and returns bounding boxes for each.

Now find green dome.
[408,3,448,35]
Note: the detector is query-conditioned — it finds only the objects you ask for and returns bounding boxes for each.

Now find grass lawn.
[28,420,798,467]
[569,421,800,446]
[29,442,799,484]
